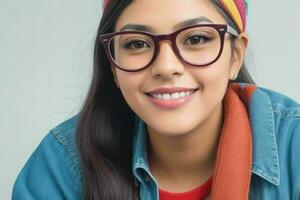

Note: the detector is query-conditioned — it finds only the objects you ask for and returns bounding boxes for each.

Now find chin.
[147,119,201,137]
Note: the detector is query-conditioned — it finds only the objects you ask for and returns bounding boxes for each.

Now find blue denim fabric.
[12,117,82,200]
[12,84,300,200]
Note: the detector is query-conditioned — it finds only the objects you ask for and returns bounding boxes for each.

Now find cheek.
[190,42,233,110]
[192,42,232,90]
[116,71,145,111]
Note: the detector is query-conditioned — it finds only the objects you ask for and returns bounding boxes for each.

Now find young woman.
[13,0,300,199]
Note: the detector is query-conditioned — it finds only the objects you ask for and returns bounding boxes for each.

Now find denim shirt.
[12,85,300,200]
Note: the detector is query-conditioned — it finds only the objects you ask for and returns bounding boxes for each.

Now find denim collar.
[132,118,157,186]
[132,84,280,187]
[248,86,280,186]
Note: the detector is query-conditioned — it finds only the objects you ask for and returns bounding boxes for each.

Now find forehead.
[115,0,227,33]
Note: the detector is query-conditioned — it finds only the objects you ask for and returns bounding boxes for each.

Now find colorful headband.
[103,0,248,32]
[219,0,248,32]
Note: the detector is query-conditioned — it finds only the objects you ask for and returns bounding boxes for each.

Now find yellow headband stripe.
[220,0,244,32]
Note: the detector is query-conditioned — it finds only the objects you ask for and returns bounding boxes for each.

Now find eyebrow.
[119,16,213,33]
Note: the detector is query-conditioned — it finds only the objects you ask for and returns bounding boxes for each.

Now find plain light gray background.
[1,0,299,199]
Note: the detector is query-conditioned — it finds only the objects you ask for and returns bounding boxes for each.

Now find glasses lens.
[109,33,154,71]
[176,26,221,66]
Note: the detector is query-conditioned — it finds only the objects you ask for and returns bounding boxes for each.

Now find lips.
[145,87,198,109]
[145,87,198,95]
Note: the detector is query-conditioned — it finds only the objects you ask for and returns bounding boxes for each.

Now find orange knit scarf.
[210,83,257,200]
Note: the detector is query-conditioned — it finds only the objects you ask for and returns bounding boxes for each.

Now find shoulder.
[252,85,300,143]
[257,86,300,117]
[255,86,300,134]
[50,115,80,165]
[249,85,300,127]
[12,115,82,200]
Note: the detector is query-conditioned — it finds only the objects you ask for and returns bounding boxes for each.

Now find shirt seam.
[49,128,82,185]
[252,165,279,186]
[294,170,300,200]
[273,107,300,118]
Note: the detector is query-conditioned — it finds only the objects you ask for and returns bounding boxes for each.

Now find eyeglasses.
[100,24,238,72]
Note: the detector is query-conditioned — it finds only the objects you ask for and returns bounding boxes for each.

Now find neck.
[147,102,223,192]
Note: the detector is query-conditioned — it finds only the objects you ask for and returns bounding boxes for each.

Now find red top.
[159,176,213,200]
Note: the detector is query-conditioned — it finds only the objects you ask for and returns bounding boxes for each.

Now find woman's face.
[112,0,246,136]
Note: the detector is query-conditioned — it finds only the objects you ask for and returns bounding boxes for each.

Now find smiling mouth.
[146,89,198,100]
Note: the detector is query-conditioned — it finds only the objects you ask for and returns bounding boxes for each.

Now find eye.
[123,40,150,50]
[184,35,210,46]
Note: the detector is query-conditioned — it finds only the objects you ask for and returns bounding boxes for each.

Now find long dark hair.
[76,0,255,199]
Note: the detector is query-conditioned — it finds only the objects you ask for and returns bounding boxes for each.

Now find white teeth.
[171,92,179,99]
[151,90,195,100]
[162,94,171,100]
[179,91,186,97]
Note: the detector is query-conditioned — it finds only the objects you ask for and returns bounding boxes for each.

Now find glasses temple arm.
[227,25,239,37]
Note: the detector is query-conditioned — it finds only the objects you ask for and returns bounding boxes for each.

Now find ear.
[111,66,120,88]
[229,32,249,80]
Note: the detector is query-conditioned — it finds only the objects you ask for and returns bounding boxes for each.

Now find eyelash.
[184,35,211,45]
[123,40,150,49]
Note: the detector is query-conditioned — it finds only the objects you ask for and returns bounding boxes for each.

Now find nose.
[150,41,185,80]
